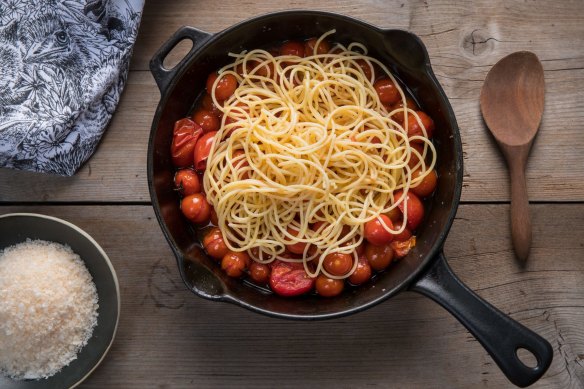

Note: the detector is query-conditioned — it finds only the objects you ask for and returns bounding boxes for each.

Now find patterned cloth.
[0,0,143,175]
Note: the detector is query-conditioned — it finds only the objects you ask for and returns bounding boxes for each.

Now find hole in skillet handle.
[409,252,553,387]
[149,26,212,94]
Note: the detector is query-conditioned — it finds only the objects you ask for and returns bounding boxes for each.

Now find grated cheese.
[0,240,99,380]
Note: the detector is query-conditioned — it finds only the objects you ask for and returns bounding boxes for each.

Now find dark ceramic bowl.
[147,11,552,387]
[0,213,119,389]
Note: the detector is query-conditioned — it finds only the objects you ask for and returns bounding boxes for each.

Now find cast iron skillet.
[147,10,553,387]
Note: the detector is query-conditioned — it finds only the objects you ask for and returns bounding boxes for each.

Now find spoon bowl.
[480,51,545,261]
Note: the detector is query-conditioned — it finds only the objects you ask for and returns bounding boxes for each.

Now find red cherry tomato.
[348,255,372,285]
[210,207,219,226]
[280,40,305,58]
[374,78,400,105]
[411,169,438,198]
[315,275,344,297]
[394,190,425,231]
[181,193,211,224]
[202,227,229,260]
[193,131,217,171]
[193,109,220,133]
[269,260,315,297]
[174,169,200,196]
[304,38,331,55]
[285,226,308,255]
[391,236,416,259]
[206,72,238,101]
[384,207,402,223]
[355,59,374,80]
[170,118,203,168]
[364,242,394,271]
[408,142,426,169]
[364,215,394,246]
[392,220,412,241]
[201,94,223,117]
[406,111,434,139]
[249,262,271,284]
[389,97,420,123]
[232,149,250,179]
[323,253,353,276]
[221,251,250,278]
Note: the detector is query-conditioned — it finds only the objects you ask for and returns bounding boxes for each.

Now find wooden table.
[1,1,583,388]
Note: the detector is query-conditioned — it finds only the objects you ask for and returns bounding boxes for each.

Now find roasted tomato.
[406,111,434,139]
[348,255,372,285]
[374,78,400,105]
[391,236,416,259]
[221,251,250,278]
[249,262,271,284]
[202,227,229,260]
[181,193,211,224]
[174,168,200,196]
[269,260,315,297]
[206,72,238,101]
[170,118,203,168]
[315,275,344,297]
[364,242,394,271]
[411,169,438,198]
[394,190,424,231]
[194,131,218,171]
[364,215,394,246]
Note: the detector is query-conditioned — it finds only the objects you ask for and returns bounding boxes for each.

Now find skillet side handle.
[149,26,212,93]
[410,252,553,387]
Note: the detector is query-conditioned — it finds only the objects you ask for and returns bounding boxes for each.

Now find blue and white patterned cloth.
[0,0,143,175]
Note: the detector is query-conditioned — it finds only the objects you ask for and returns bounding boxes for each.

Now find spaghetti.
[202,31,437,280]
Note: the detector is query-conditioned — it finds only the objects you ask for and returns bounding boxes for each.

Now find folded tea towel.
[0,0,143,175]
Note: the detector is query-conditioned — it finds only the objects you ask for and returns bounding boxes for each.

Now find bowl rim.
[0,212,120,388]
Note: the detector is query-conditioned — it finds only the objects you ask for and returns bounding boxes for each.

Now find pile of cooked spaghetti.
[201,31,436,280]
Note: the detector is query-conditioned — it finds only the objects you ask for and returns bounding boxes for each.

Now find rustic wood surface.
[1,0,583,388]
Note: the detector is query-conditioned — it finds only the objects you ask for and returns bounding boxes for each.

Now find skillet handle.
[150,26,212,93]
[410,252,553,387]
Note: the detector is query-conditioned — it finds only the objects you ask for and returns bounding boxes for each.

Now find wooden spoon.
[480,51,545,261]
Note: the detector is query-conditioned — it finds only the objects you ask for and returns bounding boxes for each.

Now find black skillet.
[147,10,553,387]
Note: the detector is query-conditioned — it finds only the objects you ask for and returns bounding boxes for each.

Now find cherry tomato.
[411,169,438,198]
[391,236,416,259]
[304,38,331,55]
[193,131,217,171]
[364,242,394,271]
[355,59,374,80]
[221,251,249,278]
[249,247,274,262]
[269,260,315,297]
[355,242,366,256]
[174,169,200,196]
[249,262,271,284]
[315,275,344,297]
[364,215,394,246]
[406,111,434,139]
[392,220,412,241]
[285,226,309,255]
[206,72,238,101]
[201,94,223,117]
[280,40,305,58]
[170,118,203,168]
[232,149,250,179]
[323,253,353,276]
[408,142,426,169]
[394,190,424,231]
[193,109,220,133]
[202,227,229,260]
[181,193,211,224]
[210,207,219,226]
[384,207,402,223]
[389,97,420,123]
[374,78,400,105]
[348,255,372,285]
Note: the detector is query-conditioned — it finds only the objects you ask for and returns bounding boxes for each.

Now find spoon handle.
[509,161,532,261]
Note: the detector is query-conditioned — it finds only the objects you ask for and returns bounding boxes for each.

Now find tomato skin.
[395,190,425,231]
[364,215,394,246]
[201,93,222,116]
[304,38,331,55]
[408,142,426,169]
[170,118,203,168]
[384,207,402,223]
[391,220,412,242]
[411,169,438,198]
[206,72,238,101]
[374,78,400,105]
[210,207,219,226]
[348,255,372,285]
[193,131,217,171]
[174,169,201,196]
[269,260,315,297]
[280,40,305,57]
[193,109,220,133]
[406,111,434,139]
[323,253,353,276]
[221,251,250,278]
[315,275,344,297]
[391,236,416,259]
[389,97,419,123]
[364,242,394,271]
[285,226,308,255]
[355,59,374,80]
[203,227,229,260]
[181,193,211,224]
[249,262,271,284]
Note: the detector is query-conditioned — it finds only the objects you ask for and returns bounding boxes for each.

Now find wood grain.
[0,204,581,388]
[1,0,583,203]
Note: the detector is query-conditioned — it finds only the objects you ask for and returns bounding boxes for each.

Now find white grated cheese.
[0,240,99,380]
